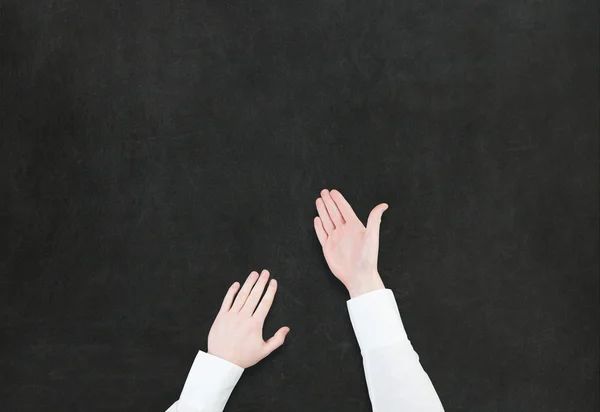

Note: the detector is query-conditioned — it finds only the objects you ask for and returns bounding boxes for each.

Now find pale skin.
[208,270,290,368]
[314,189,388,298]
[207,189,388,367]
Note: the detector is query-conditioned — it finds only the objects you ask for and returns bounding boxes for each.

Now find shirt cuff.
[179,350,244,410]
[347,289,410,352]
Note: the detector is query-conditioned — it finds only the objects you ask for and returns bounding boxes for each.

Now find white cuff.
[179,351,244,410]
[347,289,410,352]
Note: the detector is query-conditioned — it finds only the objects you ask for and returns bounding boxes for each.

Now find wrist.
[208,350,244,368]
[347,273,385,299]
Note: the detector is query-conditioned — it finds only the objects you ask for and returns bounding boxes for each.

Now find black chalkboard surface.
[1,1,598,411]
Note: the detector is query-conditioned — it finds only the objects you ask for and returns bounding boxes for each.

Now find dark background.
[1,0,598,411]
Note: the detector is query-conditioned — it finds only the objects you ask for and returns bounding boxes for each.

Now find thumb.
[366,203,389,236]
[263,327,290,356]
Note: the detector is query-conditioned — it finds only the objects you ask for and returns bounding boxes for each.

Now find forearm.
[348,289,444,412]
[362,342,444,412]
[165,350,244,412]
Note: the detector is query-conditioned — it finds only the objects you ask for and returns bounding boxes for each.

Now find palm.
[322,223,377,287]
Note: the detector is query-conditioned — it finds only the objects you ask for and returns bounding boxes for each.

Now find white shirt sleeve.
[347,289,445,412]
[165,350,244,412]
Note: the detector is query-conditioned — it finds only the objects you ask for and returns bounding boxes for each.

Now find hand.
[313,189,388,298]
[207,270,290,368]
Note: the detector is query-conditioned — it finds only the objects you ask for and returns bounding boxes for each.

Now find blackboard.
[1,1,598,411]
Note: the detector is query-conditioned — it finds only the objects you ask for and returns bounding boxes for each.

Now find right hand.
[313,189,388,298]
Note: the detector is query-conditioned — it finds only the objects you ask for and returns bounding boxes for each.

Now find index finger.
[330,190,360,223]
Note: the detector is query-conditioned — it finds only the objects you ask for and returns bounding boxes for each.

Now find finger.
[242,270,270,314]
[263,326,290,357]
[313,217,328,247]
[231,271,260,312]
[253,278,278,320]
[330,190,360,224]
[366,203,389,237]
[316,197,335,234]
[220,282,240,312]
[321,189,344,226]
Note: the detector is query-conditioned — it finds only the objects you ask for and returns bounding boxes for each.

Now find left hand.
[207,270,290,368]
